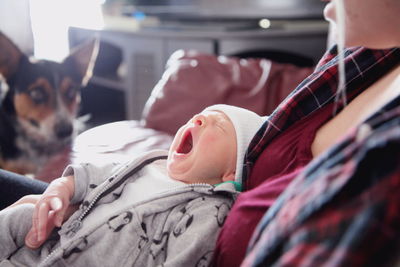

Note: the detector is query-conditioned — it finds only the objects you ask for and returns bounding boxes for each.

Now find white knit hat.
[203,104,264,184]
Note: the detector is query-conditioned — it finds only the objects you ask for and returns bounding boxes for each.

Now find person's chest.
[312,64,400,157]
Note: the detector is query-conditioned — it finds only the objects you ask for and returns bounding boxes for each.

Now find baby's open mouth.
[177,130,193,154]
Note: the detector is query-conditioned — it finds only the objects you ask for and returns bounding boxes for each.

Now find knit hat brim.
[203,104,264,184]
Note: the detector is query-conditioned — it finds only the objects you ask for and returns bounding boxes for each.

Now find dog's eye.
[65,86,78,101]
[29,87,48,104]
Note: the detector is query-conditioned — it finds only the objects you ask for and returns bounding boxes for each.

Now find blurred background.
[0,0,329,128]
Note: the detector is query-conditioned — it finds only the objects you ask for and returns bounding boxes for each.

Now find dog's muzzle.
[54,121,73,140]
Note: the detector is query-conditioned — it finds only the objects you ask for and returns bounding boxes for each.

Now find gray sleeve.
[0,204,34,259]
[163,196,233,267]
[62,161,124,204]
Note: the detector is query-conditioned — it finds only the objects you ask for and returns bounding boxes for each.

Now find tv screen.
[122,0,326,20]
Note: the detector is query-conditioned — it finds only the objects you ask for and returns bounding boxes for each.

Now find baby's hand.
[25,176,75,249]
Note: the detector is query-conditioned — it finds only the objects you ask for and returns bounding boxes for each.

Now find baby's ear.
[222,171,235,182]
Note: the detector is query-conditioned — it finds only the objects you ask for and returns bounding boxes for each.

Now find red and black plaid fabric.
[241,46,400,266]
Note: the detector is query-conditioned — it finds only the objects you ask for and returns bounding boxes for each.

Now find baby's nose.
[192,114,205,127]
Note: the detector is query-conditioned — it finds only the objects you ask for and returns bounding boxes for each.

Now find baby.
[0,104,264,267]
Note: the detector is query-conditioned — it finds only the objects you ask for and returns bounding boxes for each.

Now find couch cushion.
[142,50,313,135]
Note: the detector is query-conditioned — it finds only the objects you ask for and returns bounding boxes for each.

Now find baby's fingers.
[25,212,57,249]
[25,228,40,249]
[49,197,64,226]
[50,197,63,211]
[28,201,49,248]
[37,202,51,242]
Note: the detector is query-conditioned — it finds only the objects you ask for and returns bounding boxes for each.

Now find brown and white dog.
[0,31,98,175]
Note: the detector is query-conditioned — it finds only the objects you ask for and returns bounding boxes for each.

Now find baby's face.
[167,110,237,184]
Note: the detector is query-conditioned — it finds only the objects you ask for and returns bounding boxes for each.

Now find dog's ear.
[63,37,100,86]
[0,31,23,80]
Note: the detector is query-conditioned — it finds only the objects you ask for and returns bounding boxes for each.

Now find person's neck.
[311,63,400,158]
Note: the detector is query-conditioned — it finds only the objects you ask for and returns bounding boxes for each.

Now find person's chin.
[323,2,336,23]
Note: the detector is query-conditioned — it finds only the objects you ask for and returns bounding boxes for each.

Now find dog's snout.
[54,121,73,139]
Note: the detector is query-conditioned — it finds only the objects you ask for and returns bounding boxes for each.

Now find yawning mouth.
[177,130,193,154]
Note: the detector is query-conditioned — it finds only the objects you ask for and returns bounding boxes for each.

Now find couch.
[35,49,313,183]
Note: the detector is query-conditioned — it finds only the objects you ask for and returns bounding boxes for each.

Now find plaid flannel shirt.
[241,46,400,267]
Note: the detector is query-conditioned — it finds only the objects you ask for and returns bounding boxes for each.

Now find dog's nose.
[55,122,73,139]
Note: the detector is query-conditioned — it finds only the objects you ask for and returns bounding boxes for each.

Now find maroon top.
[213,104,334,267]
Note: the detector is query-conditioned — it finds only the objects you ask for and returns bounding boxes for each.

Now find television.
[119,0,326,21]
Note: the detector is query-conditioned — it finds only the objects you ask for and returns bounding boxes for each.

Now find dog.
[0,31,98,175]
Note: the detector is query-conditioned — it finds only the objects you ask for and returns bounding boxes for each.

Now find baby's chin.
[165,161,173,177]
[165,163,184,182]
